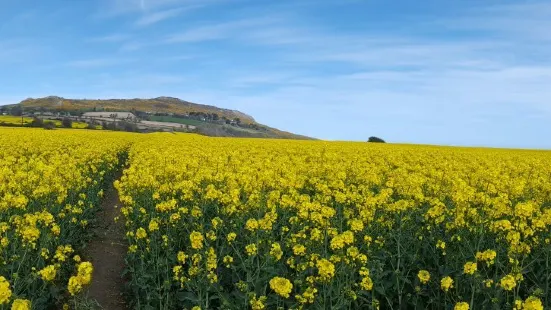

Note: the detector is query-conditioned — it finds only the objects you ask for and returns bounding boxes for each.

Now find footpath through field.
[83,170,128,309]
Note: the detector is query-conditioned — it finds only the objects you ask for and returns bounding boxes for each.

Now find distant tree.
[368,136,386,143]
[43,121,56,130]
[121,121,138,132]
[10,105,23,116]
[30,117,44,128]
[61,118,72,128]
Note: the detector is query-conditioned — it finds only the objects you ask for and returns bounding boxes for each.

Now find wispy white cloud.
[164,16,281,43]
[88,72,188,88]
[0,39,40,63]
[66,58,136,68]
[159,55,196,62]
[135,7,187,26]
[87,34,130,43]
[459,2,551,42]
[98,0,223,17]
[228,72,302,88]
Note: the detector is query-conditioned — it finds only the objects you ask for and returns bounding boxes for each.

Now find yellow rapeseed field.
[116,133,551,310]
[0,128,132,309]
[2,128,551,309]
[0,115,90,129]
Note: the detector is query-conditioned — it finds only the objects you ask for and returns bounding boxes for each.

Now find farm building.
[82,112,137,120]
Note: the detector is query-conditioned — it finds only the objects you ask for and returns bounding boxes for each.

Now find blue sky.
[1,0,550,148]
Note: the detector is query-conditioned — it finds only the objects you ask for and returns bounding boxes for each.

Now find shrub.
[43,121,56,130]
[62,118,73,128]
[30,117,44,128]
[368,136,385,143]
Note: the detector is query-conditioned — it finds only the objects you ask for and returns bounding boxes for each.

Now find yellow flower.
[246,218,259,231]
[463,262,477,275]
[316,258,335,282]
[293,244,306,256]
[191,307,201,310]
[77,262,93,285]
[68,276,83,296]
[483,279,494,288]
[348,219,364,232]
[440,276,454,292]
[360,276,373,291]
[223,255,233,267]
[346,246,359,258]
[51,225,60,236]
[245,244,257,256]
[148,219,159,232]
[269,277,293,298]
[173,265,182,279]
[0,276,12,304]
[476,250,497,266]
[177,251,187,263]
[270,243,283,261]
[11,299,31,310]
[207,272,218,283]
[523,296,543,310]
[418,270,430,284]
[38,265,57,282]
[226,232,237,243]
[136,227,147,239]
[249,295,267,310]
[206,230,216,241]
[500,274,517,291]
[190,231,204,250]
[454,302,469,310]
[211,217,222,229]
[296,286,318,304]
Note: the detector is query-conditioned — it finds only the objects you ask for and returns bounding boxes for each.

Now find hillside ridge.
[8,96,311,140]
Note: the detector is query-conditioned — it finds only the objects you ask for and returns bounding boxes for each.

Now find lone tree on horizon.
[368,136,386,143]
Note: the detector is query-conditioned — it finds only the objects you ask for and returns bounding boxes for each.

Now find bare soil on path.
[83,174,128,310]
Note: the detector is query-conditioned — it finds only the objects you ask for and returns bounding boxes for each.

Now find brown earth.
[83,175,127,310]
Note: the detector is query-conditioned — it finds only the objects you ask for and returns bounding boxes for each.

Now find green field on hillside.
[149,115,206,126]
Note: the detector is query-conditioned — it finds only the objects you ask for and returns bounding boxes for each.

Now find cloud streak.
[164,17,280,43]
[135,7,186,26]
[87,34,130,43]
[65,58,136,68]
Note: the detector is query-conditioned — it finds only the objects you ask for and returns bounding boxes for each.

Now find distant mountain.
[12,96,312,140]
[19,96,256,123]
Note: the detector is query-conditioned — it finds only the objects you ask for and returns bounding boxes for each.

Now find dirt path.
[84,174,127,310]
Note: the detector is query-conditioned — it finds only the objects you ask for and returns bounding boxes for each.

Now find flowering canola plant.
[116,133,551,309]
[0,128,132,308]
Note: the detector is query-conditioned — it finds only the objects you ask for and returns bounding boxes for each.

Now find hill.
[19,96,256,123]
[5,96,312,139]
